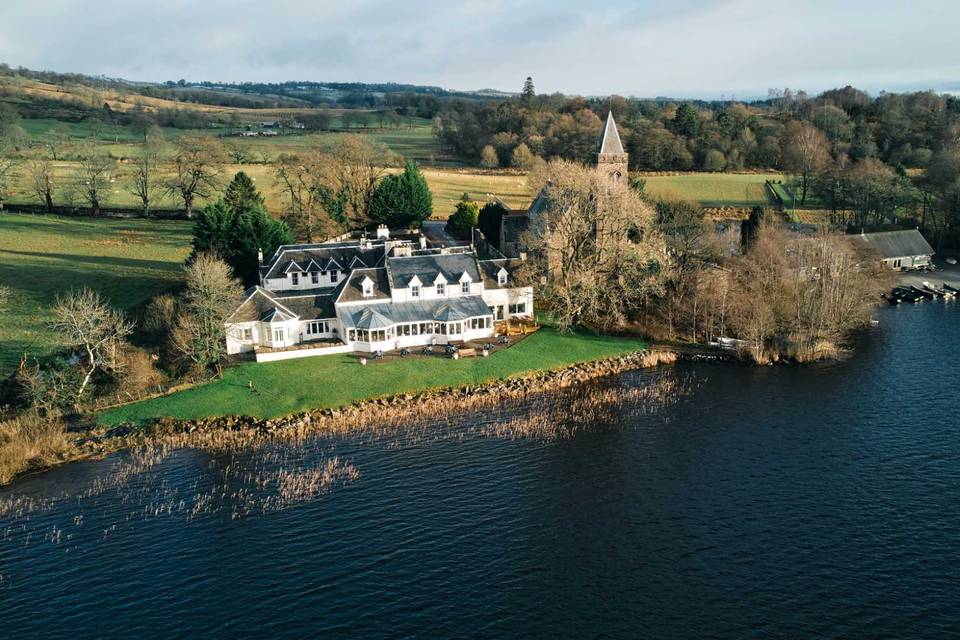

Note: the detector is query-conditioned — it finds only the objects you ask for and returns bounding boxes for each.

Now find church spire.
[597,110,628,184]
[598,111,625,155]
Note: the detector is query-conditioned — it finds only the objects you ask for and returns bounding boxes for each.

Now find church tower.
[597,111,628,185]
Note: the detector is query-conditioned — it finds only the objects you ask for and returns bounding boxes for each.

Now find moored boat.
[910,285,934,300]
[922,281,948,297]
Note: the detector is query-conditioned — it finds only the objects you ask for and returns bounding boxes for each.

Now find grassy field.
[0,213,192,375]
[99,328,648,425]
[642,173,785,207]
[423,169,532,214]
[3,158,532,219]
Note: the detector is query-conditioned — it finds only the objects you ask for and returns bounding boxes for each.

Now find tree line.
[434,79,960,246]
[0,99,434,240]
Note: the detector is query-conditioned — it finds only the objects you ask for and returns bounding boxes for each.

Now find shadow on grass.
[0,249,184,273]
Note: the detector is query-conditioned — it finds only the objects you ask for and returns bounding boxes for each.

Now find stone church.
[499,111,628,258]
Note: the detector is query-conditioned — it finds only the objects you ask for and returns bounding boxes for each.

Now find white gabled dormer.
[409,275,422,299]
[497,267,508,286]
[459,271,472,294]
[361,275,375,298]
[434,273,447,296]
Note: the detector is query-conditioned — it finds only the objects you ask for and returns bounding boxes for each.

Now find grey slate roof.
[478,258,523,289]
[598,111,625,155]
[273,293,336,320]
[230,287,294,323]
[855,230,934,259]
[335,267,392,303]
[339,296,492,329]
[262,244,385,280]
[386,252,481,289]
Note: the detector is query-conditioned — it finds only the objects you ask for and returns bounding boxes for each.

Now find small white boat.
[947,257,958,265]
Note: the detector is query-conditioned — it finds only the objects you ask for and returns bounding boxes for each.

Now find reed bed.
[2,349,682,489]
[0,414,70,486]
[0,350,688,544]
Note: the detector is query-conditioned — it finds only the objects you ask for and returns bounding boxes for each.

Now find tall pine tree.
[521,77,535,102]
[223,171,264,213]
[191,174,292,285]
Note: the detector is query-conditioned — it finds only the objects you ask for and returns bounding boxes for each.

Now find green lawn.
[99,328,648,425]
[0,213,192,375]
[643,173,784,207]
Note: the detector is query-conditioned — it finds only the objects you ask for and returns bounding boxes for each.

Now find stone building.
[499,110,628,258]
[597,111,628,186]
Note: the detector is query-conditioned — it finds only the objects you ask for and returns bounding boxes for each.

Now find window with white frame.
[436,282,446,296]
[362,277,374,297]
[461,281,470,294]
[272,328,285,343]
[509,302,527,314]
[311,272,319,285]
[291,272,299,286]
[411,284,420,298]
[306,321,328,335]
[330,271,339,283]
[238,327,252,340]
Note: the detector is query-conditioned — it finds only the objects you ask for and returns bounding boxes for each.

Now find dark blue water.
[2,303,959,639]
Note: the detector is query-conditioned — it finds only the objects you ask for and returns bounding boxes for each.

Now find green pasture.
[0,213,192,375]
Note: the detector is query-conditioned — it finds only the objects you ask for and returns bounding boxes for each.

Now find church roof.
[598,111,625,155]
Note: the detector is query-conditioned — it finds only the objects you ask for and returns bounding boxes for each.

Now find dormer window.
[291,272,299,286]
[361,276,374,298]
[330,270,339,283]
[459,272,472,295]
[497,269,508,286]
[411,284,420,298]
[436,282,446,296]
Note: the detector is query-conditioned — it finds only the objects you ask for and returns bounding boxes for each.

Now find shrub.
[446,201,479,240]
[144,293,177,333]
[114,346,165,397]
[15,358,84,416]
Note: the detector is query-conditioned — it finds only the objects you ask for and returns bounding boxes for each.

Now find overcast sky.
[1,0,957,98]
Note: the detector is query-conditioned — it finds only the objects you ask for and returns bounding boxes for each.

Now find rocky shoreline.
[2,348,698,485]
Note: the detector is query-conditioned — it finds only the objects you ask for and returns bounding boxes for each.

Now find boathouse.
[856,229,934,270]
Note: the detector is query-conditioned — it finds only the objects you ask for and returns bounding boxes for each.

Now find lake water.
[2,302,959,639]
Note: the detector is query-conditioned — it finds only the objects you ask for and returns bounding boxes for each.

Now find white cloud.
[0,0,957,97]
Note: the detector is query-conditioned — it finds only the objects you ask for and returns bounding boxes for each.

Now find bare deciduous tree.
[49,288,134,403]
[44,124,69,161]
[169,253,242,376]
[128,142,159,214]
[164,135,224,217]
[224,139,253,165]
[274,152,346,241]
[28,159,56,213]
[520,159,668,332]
[318,135,395,229]
[722,223,892,362]
[783,121,830,205]
[0,154,19,210]
[74,146,115,215]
